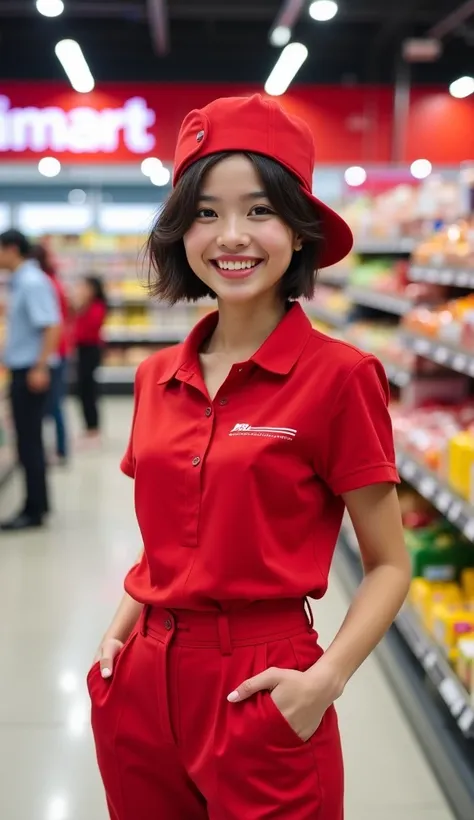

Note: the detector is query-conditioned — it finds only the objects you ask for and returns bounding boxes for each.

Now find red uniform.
[88,303,399,819]
[74,300,106,346]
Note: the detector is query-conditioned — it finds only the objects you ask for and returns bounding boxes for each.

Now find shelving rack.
[319,243,474,818]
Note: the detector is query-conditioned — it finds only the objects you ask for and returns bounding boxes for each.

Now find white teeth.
[216,260,259,270]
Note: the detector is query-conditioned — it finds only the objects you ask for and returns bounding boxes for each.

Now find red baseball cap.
[173,94,353,269]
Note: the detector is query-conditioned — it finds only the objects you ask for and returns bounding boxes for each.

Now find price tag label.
[402,461,416,480]
[468,360,474,378]
[438,678,466,718]
[452,354,468,373]
[410,267,420,280]
[447,501,463,524]
[422,650,438,671]
[434,346,449,364]
[458,708,474,736]
[440,270,452,285]
[463,519,474,542]
[414,338,431,356]
[457,271,469,287]
[419,477,436,498]
[436,490,453,513]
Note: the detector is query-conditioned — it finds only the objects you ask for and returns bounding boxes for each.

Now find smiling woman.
[146,150,323,304]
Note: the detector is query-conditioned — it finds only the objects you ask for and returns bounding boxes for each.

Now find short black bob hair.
[0,229,31,258]
[146,152,323,305]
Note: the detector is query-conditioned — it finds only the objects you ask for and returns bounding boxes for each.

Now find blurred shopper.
[0,230,59,530]
[88,96,410,819]
[73,276,107,442]
[31,243,70,464]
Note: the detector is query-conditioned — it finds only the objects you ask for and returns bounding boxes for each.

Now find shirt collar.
[156,301,313,385]
[11,259,39,287]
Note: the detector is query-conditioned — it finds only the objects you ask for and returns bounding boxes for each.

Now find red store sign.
[0,82,471,165]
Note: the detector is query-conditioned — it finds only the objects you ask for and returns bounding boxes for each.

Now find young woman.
[73,276,107,442]
[30,243,70,463]
[88,95,410,820]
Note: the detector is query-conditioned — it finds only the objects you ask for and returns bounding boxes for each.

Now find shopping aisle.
[0,399,455,820]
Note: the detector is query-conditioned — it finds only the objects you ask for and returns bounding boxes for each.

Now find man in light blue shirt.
[0,230,60,531]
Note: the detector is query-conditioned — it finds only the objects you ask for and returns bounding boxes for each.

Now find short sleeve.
[120,364,143,478]
[25,276,60,329]
[321,356,400,495]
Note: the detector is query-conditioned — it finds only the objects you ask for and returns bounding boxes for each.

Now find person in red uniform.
[30,243,71,462]
[88,95,410,819]
[73,276,107,442]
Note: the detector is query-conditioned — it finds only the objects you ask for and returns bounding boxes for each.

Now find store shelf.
[317,271,349,288]
[305,307,347,328]
[336,534,474,820]
[396,448,474,542]
[97,366,136,384]
[395,606,474,738]
[354,239,415,255]
[382,361,412,388]
[347,286,413,315]
[104,327,189,344]
[401,331,474,378]
[410,265,474,289]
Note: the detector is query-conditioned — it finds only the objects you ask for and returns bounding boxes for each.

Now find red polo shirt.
[122,302,399,610]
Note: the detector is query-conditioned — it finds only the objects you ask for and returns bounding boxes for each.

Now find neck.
[206,294,287,359]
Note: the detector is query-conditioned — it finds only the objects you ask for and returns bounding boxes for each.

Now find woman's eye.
[250,205,275,216]
[196,208,217,219]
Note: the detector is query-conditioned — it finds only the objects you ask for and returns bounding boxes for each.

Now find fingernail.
[227,691,240,703]
[101,667,112,679]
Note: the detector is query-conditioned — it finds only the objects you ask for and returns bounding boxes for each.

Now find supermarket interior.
[0,1,474,819]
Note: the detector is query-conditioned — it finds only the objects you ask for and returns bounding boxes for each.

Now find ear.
[293,237,303,252]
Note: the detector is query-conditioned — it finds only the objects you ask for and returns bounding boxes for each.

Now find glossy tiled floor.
[0,399,454,820]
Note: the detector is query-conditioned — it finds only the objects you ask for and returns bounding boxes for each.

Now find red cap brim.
[302,188,354,269]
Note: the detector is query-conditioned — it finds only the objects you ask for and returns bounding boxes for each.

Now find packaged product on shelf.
[405,521,473,583]
[461,568,474,601]
[456,640,474,699]
[412,220,474,271]
[409,578,463,629]
[432,605,474,663]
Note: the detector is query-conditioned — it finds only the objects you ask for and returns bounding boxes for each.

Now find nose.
[217,216,250,252]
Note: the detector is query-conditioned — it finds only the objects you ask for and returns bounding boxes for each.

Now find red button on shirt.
[121,303,399,611]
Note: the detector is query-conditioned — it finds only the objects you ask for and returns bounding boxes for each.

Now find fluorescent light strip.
[264,42,308,97]
[55,40,95,93]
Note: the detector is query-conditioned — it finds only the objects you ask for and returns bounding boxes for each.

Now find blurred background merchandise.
[0,2,473,819]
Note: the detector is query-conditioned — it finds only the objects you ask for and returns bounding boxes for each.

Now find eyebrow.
[198,191,268,202]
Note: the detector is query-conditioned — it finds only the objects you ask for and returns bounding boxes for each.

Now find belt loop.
[304,597,314,630]
[140,605,150,637]
[217,612,232,656]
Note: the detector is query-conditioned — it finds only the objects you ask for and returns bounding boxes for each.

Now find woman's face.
[76,279,93,305]
[183,154,300,305]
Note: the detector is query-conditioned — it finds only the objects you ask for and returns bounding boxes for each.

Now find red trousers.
[88,599,344,819]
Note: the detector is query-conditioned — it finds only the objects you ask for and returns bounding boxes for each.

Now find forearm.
[103,549,145,643]
[309,560,410,696]
[36,325,60,367]
[103,591,143,644]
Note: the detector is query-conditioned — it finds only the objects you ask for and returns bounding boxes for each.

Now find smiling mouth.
[211,258,263,272]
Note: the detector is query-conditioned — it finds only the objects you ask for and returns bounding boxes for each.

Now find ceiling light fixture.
[150,166,171,186]
[410,159,432,180]
[344,166,367,187]
[309,1,338,22]
[38,157,61,178]
[264,42,308,97]
[55,40,95,93]
[270,26,292,47]
[36,0,64,17]
[449,76,474,99]
[141,157,163,177]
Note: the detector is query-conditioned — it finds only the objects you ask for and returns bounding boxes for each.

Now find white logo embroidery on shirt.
[229,423,296,441]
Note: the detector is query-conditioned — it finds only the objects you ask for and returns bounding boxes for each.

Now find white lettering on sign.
[0,96,156,154]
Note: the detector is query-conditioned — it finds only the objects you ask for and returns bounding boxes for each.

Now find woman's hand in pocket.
[94,637,124,679]
[227,665,336,743]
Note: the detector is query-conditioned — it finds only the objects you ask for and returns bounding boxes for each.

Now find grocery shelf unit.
[336,529,474,820]
[315,244,474,820]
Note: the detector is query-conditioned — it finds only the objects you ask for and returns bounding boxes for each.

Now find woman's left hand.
[227,663,337,743]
